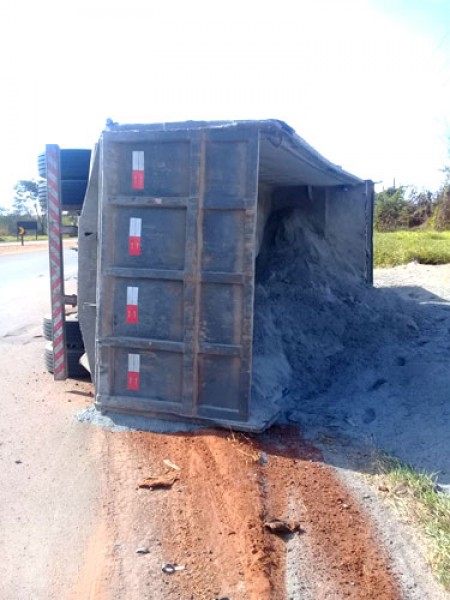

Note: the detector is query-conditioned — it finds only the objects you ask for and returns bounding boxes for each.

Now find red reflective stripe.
[127,372,140,391]
[132,151,144,189]
[132,170,144,190]
[126,305,138,324]
[54,348,65,363]
[129,236,141,256]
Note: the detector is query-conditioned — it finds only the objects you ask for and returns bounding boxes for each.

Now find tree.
[432,168,450,231]
[12,179,46,234]
[374,186,408,232]
[405,188,435,228]
[13,179,38,215]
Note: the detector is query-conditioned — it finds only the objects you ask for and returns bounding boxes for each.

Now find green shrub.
[433,188,450,231]
[374,187,408,232]
[374,230,450,267]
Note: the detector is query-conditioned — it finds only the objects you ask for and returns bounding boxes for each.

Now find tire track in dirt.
[254,427,401,599]
[72,425,402,599]
[182,437,272,599]
[131,431,276,599]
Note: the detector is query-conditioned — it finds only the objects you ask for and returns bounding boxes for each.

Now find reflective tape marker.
[126,286,139,324]
[46,145,67,380]
[127,353,140,391]
[129,217,142,256]
[132,150,144,190]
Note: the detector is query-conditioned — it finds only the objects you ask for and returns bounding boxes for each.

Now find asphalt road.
[0,247,78,336]
[0,244,102,600]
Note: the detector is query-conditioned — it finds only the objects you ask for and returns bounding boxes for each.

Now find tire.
[43,315,84,348]
[38,179,88,209]
[37,149,91,180]
[37,154,46,178]
[44,341,90,379]
[38,180,47,206]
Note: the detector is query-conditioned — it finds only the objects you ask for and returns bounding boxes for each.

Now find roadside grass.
[375,453,450,589]
[0,234,48,243]
[374,230,450,267]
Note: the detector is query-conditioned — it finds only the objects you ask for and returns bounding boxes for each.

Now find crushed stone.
[252,207,450,483]
[76,405,204,433]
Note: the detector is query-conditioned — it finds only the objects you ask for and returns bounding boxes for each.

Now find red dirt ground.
[73,424,401,599]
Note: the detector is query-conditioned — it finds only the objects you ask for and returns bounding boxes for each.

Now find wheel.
[43,315,84,348]
[44,341,90,379]
[38,180,47,206]
[37,154,46,178]
[38,179,88,209]
[37,149,91,180]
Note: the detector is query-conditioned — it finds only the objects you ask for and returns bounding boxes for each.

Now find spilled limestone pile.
[251,207,424,413]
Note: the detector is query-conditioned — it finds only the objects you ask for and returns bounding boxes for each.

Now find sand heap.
[252,207,423,413]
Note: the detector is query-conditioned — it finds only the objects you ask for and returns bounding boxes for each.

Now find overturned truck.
[50,120,374,431]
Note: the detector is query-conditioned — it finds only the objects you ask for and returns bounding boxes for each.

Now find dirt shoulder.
[76,426,400,600]
[0,238,77,257]
[374,261,450,302]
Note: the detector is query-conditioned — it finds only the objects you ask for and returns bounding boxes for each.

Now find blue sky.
[0,0,449,209]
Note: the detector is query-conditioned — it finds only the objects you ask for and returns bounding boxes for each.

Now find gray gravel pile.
[252,207,450,482]
[252,207,422,406]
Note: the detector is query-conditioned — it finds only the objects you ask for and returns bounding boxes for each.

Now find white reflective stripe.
[129,217,142,237]
[132,151,144,171]
[132,151,139,171]
[46,169,58,185]
[47,155,58,171]
[126,286,139,305]
[128,353,140,373]
[53,341,64,355]
[54,355,65,370]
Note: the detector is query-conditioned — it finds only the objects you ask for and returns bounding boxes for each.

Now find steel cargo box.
[78,120,373,431]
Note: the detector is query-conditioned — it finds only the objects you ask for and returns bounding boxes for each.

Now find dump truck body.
[76,120,373,431]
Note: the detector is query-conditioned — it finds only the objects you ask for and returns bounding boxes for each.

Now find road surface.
[0,245,102,600]
[0,247,77,336]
